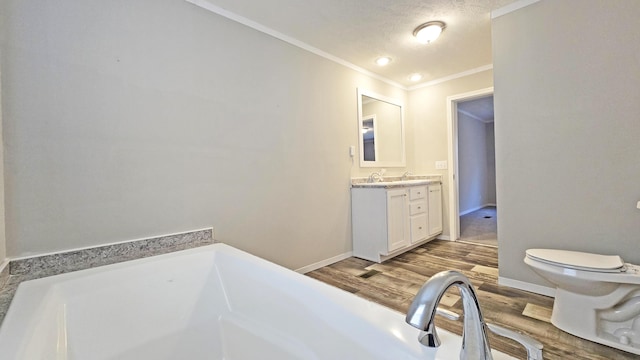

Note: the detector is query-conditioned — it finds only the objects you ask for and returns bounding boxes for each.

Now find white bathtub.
[0,244,515,359]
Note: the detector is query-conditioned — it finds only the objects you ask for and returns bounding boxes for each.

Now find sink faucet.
[401,171,413,180]
[368,171,383,183]
[406,270,493,360]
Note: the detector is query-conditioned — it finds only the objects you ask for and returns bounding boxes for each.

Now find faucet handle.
[487,323,544,360]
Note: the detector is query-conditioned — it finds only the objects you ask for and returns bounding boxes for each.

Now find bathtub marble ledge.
[0,228,214,325]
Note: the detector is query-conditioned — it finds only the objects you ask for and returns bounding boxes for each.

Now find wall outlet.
[637,201,640,210]
[349,145,355,157]
[435,160,448,170]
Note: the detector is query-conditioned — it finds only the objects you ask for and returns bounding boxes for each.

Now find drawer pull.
[417,206,421,210]
[418,227,423,230]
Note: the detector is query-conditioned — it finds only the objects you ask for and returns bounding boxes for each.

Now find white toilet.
[525,248,640,355]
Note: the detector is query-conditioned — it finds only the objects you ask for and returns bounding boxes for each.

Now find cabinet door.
[410,214,428,243]
[386,189,410,252]
[428,184,443,235]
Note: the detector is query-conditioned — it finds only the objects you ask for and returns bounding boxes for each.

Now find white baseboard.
[498,276,556,297]
[295,251,353,274]
[437,235,451,241]
[459,203,495,216]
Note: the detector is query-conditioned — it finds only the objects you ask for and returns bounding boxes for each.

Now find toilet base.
[551,287,640,355]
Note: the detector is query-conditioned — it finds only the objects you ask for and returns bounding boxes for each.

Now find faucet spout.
[406,270,493,360]
[368,172,383,183]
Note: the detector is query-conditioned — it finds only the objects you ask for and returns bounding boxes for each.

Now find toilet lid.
[526,249,625,272]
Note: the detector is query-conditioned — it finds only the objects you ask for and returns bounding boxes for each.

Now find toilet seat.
[526,249,626,273]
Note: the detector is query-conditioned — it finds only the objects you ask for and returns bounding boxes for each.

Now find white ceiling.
[193,0,518,88]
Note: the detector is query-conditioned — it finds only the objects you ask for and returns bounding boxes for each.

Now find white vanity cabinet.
[386,189,411,252]
[408,186,428,244]
[351,182,443,263]
[427,184,443,235]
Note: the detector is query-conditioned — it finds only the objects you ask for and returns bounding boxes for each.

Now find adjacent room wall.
[457,112,495,214]
[0,0,406,269]
[493,0,640,287]
[407,70,494,238]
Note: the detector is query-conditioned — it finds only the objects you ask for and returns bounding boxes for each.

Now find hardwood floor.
[306,240,636,360]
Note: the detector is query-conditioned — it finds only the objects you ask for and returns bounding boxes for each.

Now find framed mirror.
[357,88,406,167]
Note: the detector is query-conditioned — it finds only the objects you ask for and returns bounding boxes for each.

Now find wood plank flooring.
[306,240,637,360]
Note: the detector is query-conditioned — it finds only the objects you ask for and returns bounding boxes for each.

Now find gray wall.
[0,50,5,263]
[0,0,405,268]
[458,112,496,214]
[493,0,640,286]
[486,122,496,205]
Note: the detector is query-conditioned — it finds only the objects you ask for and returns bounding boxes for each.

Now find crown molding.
[491,0,540,19]
[186,1,502,93]
[407,64,493,91]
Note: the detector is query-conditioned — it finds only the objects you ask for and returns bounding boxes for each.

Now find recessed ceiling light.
[413,21,446,44]
[375,57,391,66]
[409,73,423,82]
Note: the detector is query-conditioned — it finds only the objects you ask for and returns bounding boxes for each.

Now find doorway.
[446,87,497,246]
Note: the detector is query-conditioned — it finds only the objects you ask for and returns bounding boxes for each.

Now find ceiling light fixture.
[409,73,423,82]
[375,57,391,66]
[413,21,446,44]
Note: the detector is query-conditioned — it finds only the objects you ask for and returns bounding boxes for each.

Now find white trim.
[459,203,495,216]
[185,0,405,90]
[437,235,452,241]
[457,109,493,124]
[0,260,9,275]
[498,276,556,297]
[408,64,493,91]
[446,87,494,241]
[491,0,540,19]
[10,227,214,261]
[295,251,353,274]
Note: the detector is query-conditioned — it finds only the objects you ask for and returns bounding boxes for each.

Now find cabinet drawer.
[409,186,426,201]
[410,201,427,215]
[410,214,428,243]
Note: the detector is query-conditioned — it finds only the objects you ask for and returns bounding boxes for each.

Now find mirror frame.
[357,88,406,167]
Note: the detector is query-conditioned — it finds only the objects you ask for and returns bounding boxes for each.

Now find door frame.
[446,87,494,241]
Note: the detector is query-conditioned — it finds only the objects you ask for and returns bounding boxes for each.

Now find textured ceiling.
[195,0,518,87]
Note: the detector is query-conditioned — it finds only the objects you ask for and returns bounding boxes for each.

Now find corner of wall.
[0,57,6,263]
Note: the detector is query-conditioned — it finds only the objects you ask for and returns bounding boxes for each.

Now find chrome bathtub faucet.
[406,270,493,359]
[406,270,544,360]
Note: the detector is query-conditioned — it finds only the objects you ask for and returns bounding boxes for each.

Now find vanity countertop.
[351,175,441,189]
